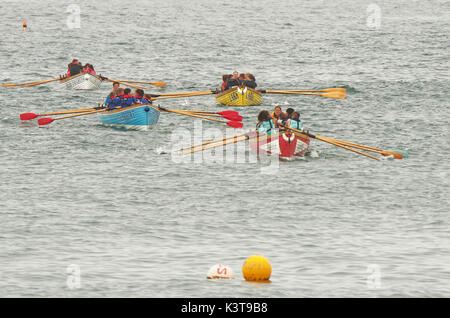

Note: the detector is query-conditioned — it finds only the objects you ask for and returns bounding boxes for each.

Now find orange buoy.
[242,255,272,282]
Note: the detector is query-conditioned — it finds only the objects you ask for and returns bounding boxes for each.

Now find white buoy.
[206,264,234,279]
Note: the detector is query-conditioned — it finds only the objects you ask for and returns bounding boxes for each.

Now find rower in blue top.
[105,81,121,105]
[106,87,153,110]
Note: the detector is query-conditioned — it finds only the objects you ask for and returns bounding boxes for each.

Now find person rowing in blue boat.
[120,88,134,108]
[105,82,120,105]
[256,110,275,135]
[134,89,152,104]
[106,88,124,110]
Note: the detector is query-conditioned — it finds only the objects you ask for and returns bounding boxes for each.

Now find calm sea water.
[0,0,449,297]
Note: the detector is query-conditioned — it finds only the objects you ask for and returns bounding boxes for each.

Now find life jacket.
[289,118,302,130]
[143,97,153,104]
[83,68,95,75]
[108,94,124,108]
[225,78,240,90]
[68,64,82,77]
[121,94,134,107]
[244,80,257,89]
[256,119,274,135]
[136,97,152,104]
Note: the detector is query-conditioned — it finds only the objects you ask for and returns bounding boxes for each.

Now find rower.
[107,88,125,110]
[221,74,232,91]
[256,110,275,135]
[82,63,96,74]
[225,71,241,90]
[243,73,257,89]
[121,88,134,108]
[285,108,294,120]
[67,59,83,77]
[143,94,154,104]
[105,82,120,105]
[271,105,286,127]
[285,111,302,130]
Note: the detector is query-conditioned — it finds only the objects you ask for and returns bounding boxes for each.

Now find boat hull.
[99,104,160,131]
[59,73,102,90]
[249,131,310,159]
[216,86,262,106]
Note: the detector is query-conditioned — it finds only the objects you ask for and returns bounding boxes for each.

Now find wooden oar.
[320,136,405,159]
[182,135,249,155]
[20,106,105,120]
[156,91,216,97]
[114,80,166,87]
[155,106,243,128]
[283,125,404,160]
[178,110,242,122]
[185,110,240,116]
[261,90,346,99]
[268,88,346,94]
[181,131,276,155]
[3,77,61,88]
[179,132,250,151]
[151,91,215,101]
[104,78,147,90]
[38,109,107,126]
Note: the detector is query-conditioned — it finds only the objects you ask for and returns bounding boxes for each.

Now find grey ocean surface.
[0,0,449,297]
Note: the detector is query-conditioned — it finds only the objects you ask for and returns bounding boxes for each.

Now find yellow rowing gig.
[215,86,262,106]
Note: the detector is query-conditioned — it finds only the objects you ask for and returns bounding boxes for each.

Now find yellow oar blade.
[277,88,346,94]
[322,88,346,94]
[150,81,166,87]
[319,91,346,99]
[263,90,346,99]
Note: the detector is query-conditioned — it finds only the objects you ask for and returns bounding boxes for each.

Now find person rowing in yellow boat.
[243,73,257,89]
[223,71,257,90]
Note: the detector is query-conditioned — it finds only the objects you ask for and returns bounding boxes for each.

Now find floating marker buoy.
[206,264,234,279]
[242,255,271,282]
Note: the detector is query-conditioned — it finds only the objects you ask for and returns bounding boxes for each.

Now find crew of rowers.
[256,106,302,135]
[104,82,153,110]
[221,71,257,91]
[61,59,96,78]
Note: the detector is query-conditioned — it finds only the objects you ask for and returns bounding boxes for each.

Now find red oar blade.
[20,113,39,120]
[218,111,240,117]
[221,114,243,122]
[227,121,244,128]
[37,117,55,126]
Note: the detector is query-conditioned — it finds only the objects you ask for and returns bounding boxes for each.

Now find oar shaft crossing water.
[282,125,406,160]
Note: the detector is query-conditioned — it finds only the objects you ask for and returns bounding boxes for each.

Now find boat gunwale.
[99,104,158,116]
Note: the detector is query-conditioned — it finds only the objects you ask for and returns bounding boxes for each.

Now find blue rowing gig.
[98,104,160,130]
